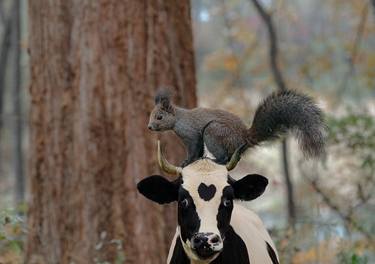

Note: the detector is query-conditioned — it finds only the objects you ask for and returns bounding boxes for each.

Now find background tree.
[12,0,24,204]
[191,0,374,262]
[26,1,196,263]
[0,1,12,137]
[249,0,296,229]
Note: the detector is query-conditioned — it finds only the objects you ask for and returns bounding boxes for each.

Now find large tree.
[26,1,196,263]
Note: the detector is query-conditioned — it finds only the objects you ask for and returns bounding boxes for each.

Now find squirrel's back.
[190,107,248,131]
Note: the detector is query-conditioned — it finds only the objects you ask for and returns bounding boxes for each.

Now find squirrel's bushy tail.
[248,90,326,157]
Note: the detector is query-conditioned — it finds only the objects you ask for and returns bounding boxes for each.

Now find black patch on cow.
[137,175,180,204]
[231,174,268,201]
[212,226,250,264]
[178,188,200,242]
[266,241,279,264]
[198,183,217,201]
[169,238,190,264]
[217,186,234,237]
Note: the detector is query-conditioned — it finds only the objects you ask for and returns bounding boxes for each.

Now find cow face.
[137,159,268,262]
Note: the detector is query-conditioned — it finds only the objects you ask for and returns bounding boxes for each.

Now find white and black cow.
[137,142,279,264]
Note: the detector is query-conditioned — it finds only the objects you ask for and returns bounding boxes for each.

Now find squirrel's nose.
[148,124,152,130]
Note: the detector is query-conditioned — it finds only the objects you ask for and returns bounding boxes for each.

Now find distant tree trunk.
[12,0,24,204]
[26,1,196,264]
[0,2,13,178]
[250,0,296,228]
[0,9,11,130]
[281,140,295,227]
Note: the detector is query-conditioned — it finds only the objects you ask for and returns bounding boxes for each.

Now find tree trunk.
[26,1,196,263]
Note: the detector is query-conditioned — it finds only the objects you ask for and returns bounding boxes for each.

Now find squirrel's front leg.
[181,135,204,167]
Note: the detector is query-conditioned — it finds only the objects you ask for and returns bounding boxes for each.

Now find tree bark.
[26,1,196,263]
[249,0,296,228]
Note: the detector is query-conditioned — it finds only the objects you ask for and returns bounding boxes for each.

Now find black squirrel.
[148,89,325,166]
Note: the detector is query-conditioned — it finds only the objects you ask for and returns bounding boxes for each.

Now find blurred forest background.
[0,0,374,263]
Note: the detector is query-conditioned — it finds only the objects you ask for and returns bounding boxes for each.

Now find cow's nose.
[191,233,221,259]
[192,234,208,249]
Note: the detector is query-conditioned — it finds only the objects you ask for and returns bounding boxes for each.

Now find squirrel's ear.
[155,89,174,112]
[160,97,173,112]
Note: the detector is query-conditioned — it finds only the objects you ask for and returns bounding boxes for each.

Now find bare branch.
[300,169,373,241]
[249,0,287,91]
[249,0,295,228]
[341,3,369,91]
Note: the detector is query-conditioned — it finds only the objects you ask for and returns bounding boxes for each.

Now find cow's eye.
[223,199,232,207]
[156,115,163,120]
[180,198,189,208]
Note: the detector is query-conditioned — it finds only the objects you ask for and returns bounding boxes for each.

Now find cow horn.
[226,145,243,171]
[157,140,182,175]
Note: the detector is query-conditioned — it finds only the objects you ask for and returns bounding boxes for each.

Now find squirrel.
[148,89,325,166]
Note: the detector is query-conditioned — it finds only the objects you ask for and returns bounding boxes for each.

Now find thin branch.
[250,0,287,91]
[220,0,237,54]
[249,0,295,228]
[341,3,369,91]
[351,4,369,64]
[301,172,373,241]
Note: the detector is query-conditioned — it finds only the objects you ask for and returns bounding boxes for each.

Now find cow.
[137,141,279,264]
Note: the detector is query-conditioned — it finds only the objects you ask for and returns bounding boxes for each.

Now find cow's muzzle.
[191,232,223,259]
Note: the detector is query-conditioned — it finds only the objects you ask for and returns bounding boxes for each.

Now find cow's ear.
[137,175,179,204]
[231,174,268,201]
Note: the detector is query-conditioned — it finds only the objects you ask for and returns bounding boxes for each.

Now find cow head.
[137,141,268,262]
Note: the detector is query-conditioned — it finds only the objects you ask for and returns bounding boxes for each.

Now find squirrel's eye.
[223,199,232,207]
[156,115,163,120]
[180,198,189,208]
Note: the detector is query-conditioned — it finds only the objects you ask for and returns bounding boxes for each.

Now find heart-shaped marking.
[198,183,216,201]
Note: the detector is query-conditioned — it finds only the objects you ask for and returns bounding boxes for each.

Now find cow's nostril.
[211,236,219,244]
[192,236,204,249]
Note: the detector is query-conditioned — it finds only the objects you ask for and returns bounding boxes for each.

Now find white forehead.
[181,159,229,235]
[181,159,229,191]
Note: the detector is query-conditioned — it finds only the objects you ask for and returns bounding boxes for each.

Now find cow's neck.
[210,226,250,264]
